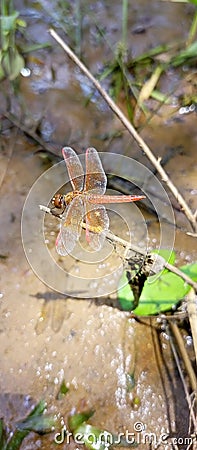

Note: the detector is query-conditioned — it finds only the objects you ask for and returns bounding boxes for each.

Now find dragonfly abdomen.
[87,194,145,204]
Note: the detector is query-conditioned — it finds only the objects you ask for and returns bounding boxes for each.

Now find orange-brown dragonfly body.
[52,147,145,255]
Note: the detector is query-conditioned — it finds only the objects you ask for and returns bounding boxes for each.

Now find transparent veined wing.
[56,196,84,255]
[85,147,107,194]
[85,202,109,251]
[62,147,84,192]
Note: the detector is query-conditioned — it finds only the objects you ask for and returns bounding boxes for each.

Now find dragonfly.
[52,147,145,256]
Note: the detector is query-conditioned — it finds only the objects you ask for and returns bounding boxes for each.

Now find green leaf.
[16,415,55,434]
[5,400,47,450]
[151,249,176,266]
[16,18,26,28]
[2,48,24,80]
[57,380,69,399]
[0,12,19,34]
[181,262,197,281]
[118,260,197,316]
[68,411,95,432]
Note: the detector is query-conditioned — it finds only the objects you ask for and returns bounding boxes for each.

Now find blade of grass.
[171,40,197,66]
[22,43,52,53]
[132,43,175,64]
[187,11,197,46]
[0,419,7,450]
[137,65,164,106]
[149,89,171,103]
[122,0,128,53]
[5,400,46,450]
[75,0,82,57]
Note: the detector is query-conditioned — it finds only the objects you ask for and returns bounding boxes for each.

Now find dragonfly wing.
[62,147,84,191]
[85,203,109,251]
[56,230,68,256]
[85,147,107,194]
[56,196,84,255]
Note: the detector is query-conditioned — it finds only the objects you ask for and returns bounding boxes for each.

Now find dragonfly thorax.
[52,191,81,209]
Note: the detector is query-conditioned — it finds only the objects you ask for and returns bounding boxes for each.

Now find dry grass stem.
[169,322,197,393]
[186,289,197,367]
[168,323,197,432]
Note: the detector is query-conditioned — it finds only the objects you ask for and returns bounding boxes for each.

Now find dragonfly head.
[52,193,65,209]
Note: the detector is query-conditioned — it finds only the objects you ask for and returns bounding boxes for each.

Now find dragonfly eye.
[52,193,64,208]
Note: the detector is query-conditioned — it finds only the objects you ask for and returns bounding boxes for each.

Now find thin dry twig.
[164,262,197,291]
[167,323,197,432]
[49,28,197,233]
[169,321,197,393]
[186,289,197,367]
